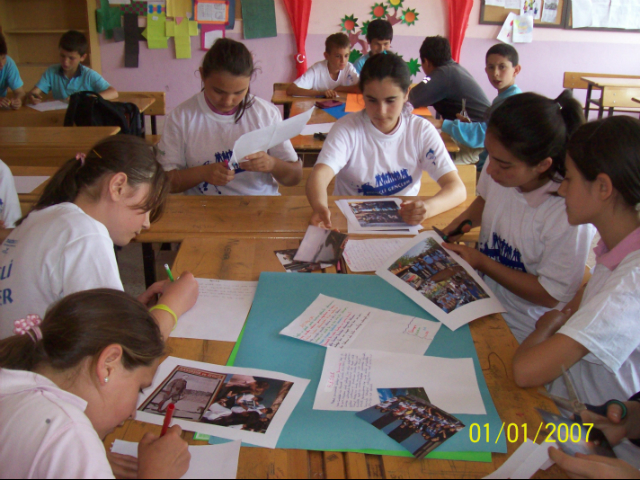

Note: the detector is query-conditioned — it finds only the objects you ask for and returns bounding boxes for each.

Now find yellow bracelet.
[150,304,178,331]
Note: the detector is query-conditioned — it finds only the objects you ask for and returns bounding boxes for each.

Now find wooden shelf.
[6,30,89,35]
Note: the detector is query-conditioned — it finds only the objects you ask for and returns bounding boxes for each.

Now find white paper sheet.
[376,232,505,331]
[280,294,441,355]
[136,357,309,449]
[608,0,638,28]
[506,0,521,7]
[13,176,50,194]
[229,107,315,169]
[497,12,517,45]
[335,199,421,236]
[484,440,557,479]
[314,348,486,415]
[541,0,560,23]
[572,0,593,28]
[171,279,257,343]
[513,14,534,42]
[111,439,241,479]
[197,2,227,22]
[521,0,542,19]
[300,123,334,136]
[204,29,224,49]
[27,101,69,112]
[589,0,610,26]
[486,0,506,6]
[343,239,409,272]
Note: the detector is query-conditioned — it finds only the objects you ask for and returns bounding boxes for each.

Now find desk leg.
[608,107,614,118]
[284,103,292,120]
[151,116,158,135]
[584,85,592,119]
[142,243,157,288]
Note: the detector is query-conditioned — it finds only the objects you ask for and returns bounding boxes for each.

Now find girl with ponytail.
[441,90,596,343]
[513,116,640,470]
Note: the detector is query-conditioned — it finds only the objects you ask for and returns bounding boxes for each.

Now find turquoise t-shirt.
[353,53,370,74]
[35,64,111,100]
[0,56,24,98]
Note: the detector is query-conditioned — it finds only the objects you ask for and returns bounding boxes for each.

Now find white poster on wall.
[486,0,506,6]
[497,12,517,44]
[513,14,534,42]
[572,0,594,28]
[541,0,560,23]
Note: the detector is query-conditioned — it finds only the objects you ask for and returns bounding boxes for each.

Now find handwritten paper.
[170,279,257,342]
[280,295,441,355]
[343,239,409,273]
[14,176,49,194]
[195,0,228,24]
[111,440,241,479]
[314,348,486,414]
[27,101,68,112]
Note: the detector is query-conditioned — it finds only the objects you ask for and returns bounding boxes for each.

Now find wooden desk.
[581,77,640,119]
[0,93,156,127]
[103,236,564,479]
[271,85,347,119]
[0,126,121,166]
[289,100,461,155]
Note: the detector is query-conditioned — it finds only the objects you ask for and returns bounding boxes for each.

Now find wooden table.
[290,100,461,155]
[103,236,564,479]
[581,77,640,119]
[10,165,58,194]
[0,126,121,166]
[0,93,156,127]
[271,85,347,119]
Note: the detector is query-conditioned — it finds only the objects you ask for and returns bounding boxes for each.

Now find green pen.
[164,264,175,282]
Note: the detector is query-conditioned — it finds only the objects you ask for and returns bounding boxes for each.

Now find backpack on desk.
[64,91,145,137]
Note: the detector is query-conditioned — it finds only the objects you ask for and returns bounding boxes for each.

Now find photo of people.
[357,388,465,459]
[347,200,409,229]
[387,238,490,314]
[294,226,349,265]
[139,366,295,434]
[274,249,329,273]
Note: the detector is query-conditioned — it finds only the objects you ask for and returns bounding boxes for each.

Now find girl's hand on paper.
[311,207,333,230]
[138,425,191,480]
[324,89,339,99]
[242,152,277,173]
[549,448,640,480]
[443,242,487,270]
[160,272,199,318]
[107,451,139,480]
[400,200,428,226]
[207,162,235,186]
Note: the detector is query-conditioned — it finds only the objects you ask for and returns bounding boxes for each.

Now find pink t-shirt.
[0,368,114,479]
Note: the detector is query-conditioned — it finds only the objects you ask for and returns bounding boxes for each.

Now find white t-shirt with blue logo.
[317,109,456,196]
[0,160,21,229]
[293,60,359,92]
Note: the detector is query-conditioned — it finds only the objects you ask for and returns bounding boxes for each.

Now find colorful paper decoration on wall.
[242,0,277,39]
[166,19,199,58]
[119,1,149,15]
[167,0,193,20]
[143,2,170,49]
[201,24,225,50]
[124,13,141,67]
[97,0,123,40]
[195,0,229,24]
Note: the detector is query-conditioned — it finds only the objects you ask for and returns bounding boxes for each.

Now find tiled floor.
[116,243,177,298]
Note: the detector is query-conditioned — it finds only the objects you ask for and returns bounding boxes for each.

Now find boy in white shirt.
[286,33,360,99]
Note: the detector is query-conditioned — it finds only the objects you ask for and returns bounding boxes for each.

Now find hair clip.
[93,149,102,159]
[75,153,86,166]
[13,314,43,343]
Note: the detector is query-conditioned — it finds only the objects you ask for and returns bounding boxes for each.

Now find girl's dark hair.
[20,135,169,225]
[568,116,640,209]
[201,38,256,123]
[359,53,411,94]
[0,28,7,56]
[0,289,165,372]
[488,90,585,180]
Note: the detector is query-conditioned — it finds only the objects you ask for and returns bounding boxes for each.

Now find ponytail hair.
[488,90,585,180]
[0,289,165,372]
[201,38,256,123]
[568,116,640,211]
[19,135,169,226]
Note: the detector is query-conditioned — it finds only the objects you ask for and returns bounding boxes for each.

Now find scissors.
[539,367,628,424]
[433,220,473,243]
[460,98,470,121]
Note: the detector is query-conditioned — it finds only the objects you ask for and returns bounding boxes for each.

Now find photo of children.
[274,249,330,273]
[140,366,295,435]
[357,388,465,459]
[347,200,409,229]
[294,225,349,265]
[388,238,490,314]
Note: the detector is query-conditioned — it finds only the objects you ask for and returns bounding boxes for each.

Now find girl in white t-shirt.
[158,38,302,196]
[0,289,191,479]
[442,92,596,344]
[0,159,21,228]
[0,135,198,341]
[307,53,467,229]
[513,116,640,469]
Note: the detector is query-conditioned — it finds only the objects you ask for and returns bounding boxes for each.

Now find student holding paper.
[306,53,466,228]
[158,39,302,196]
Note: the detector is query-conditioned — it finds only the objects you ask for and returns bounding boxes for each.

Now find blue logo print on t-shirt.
[480,233,527,273]
[358,169,413,196]
[198,150,245,195]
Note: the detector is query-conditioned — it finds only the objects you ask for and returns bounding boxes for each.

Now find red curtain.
[448,0,474,63]
[282,0,313,78]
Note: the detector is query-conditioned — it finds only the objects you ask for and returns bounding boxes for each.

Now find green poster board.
[242,0,277,39]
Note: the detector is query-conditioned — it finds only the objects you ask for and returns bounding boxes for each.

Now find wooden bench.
[280,164,477,198]
[564,72,640,118]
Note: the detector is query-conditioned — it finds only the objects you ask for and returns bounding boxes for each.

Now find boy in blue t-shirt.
[353,19,393,74]
[29,30,117,103]
[0,31,26,110]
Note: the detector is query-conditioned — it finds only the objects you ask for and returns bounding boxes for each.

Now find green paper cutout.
[166,19,199,59]
[242,0,277,40]
[146,10,169,49]
[406,58,421,75]
[97,0,123,40]
[349,50,363,64]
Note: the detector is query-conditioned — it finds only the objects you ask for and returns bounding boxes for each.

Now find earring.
[104,377,109,384]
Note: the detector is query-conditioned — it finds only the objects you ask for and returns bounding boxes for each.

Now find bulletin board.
[565,1,640,32]
[480,0,569,28]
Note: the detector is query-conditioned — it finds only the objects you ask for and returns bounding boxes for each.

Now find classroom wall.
[99,0,640,120]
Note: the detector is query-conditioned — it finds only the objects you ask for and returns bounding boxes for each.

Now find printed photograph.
[347,200,408,229]
[357,388,465,459]
[387,238,490,314]
[140,366,295,434]
[295,226,349,265]
[274,249,329,273]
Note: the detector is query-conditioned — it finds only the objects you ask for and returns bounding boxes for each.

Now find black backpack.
[64,91,145,137]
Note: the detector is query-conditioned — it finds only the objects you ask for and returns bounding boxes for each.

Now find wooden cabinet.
[0,0,102,91]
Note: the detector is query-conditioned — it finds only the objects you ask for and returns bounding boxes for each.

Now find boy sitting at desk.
[0,30,25,110]
[286,33,360,99]
[409,36,491,165]
[353,19,394,74]
[29,30,118,104]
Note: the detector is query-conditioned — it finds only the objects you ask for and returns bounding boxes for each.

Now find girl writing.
[306,53,466,229]
[0,135,198,340]
[442,92,596,344]
[512,116,640,468]
[0,289,191,479]
[158,38,302,196]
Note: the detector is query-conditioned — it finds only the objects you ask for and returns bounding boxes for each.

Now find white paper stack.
[335,199,422,236]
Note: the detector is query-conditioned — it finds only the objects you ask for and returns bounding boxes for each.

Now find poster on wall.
[541,0,560,23]
[513,14,534,42]
[521,0,542,19]
[497,12,517,44]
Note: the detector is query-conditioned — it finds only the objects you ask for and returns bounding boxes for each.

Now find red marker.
[160,403,175,437]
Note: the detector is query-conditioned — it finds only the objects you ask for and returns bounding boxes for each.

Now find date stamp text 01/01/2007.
[469,423,596,444]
